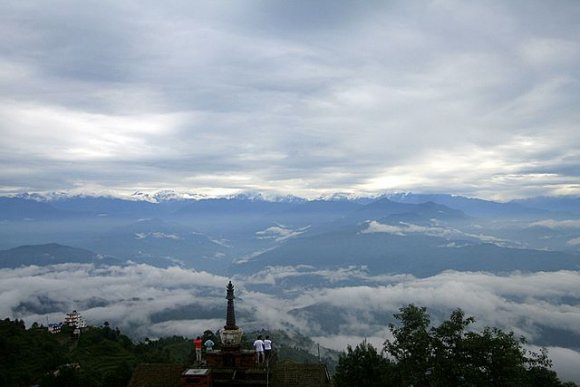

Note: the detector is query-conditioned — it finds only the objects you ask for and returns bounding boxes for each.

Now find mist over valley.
[2,192,580,382]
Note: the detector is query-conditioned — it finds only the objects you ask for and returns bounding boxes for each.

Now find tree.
[334,341,394,387]
[0,318,70,386]
[430,308,475,385]
[336,305,567,386]
[384,304,432,386]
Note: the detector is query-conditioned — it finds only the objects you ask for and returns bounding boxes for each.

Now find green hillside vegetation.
[334,304,577,387]
[0,320,336,387]
[3,309,577,387]
[0,319,190,387]
[0,319,68,386]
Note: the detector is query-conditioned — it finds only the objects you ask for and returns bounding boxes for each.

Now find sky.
[1,0,579,200]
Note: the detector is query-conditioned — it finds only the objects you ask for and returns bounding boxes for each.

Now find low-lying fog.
[2,263,579,382]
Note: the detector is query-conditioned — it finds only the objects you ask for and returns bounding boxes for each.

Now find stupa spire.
[220,281,243,349]
[224,281,238,330]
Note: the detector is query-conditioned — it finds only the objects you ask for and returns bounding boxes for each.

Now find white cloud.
[1,263,580,380]
[362,221,406,236]
[0,1,578,198]
[544,346,580,384]
[149,319,224,339]
[256,225,310,242]
[520,38,580,69]
[0,263,229,336]
[135,232,181,240]
[361,220,512,245]
[531,220,580,229]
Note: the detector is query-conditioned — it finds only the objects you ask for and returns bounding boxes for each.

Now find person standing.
[253,335,264,364]
[263,335,272,364]
[204,338,215,352]
[194,336,203,362]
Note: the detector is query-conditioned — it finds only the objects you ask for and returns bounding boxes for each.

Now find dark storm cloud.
[0,0,579,198]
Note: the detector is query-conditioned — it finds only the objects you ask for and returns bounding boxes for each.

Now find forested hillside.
[0,319,184,386]
[0,319,331,386]
[3,305,577,386]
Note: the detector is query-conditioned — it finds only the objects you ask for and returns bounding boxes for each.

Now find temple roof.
[127,363,183,387]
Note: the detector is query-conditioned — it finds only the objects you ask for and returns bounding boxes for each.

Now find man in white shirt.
[204,338,215,352]
[253,335,264,364]
[263,335,272,364]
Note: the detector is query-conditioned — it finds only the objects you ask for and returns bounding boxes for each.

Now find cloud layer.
[0,1,579,199]
[1,263,580,381]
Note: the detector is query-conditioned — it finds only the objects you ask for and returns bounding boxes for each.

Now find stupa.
[218,281,243,350]
[181,281,266,386]
[206,281,256,369]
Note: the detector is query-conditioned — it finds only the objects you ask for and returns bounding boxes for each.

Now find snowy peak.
[13,192,78,202]
[131,190,208,203]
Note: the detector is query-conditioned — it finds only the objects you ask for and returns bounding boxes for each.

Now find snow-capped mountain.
[131,190,208,203]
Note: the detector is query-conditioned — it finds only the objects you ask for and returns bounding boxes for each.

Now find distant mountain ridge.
[0,243,120,268]
[3,189,577,213]
[7,189,578,209]
[85,218,231,271]
[349,198,468,222]
[383,193,548,218]
[513,196,580,214]
[0,197,76,220]
[1,191,579,275]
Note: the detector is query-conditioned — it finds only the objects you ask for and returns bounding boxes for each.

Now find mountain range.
[0,243,121,268]
[1,191,579,277]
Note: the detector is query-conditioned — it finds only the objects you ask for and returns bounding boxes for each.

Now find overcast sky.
[1,0,579,200]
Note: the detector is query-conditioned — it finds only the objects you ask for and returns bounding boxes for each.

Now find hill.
[0,319,338,387]
[236,222,580,277]
[0,197,76,220]
[0,319,194,387]
[85,218,230,270]
[0,243,120,268]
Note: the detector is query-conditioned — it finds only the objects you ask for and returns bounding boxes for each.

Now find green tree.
[336,305,567,386]
[526,347,562,386]
[334,341,394,387]
[0,318,69,386]
[460,327,528,385]
[384,304,432,386]
[430,308,474,385]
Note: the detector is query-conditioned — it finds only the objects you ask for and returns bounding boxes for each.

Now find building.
[47,310,86,334]
[64,310,86,329]
[127,364,184,387]
[47,322,63,334]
